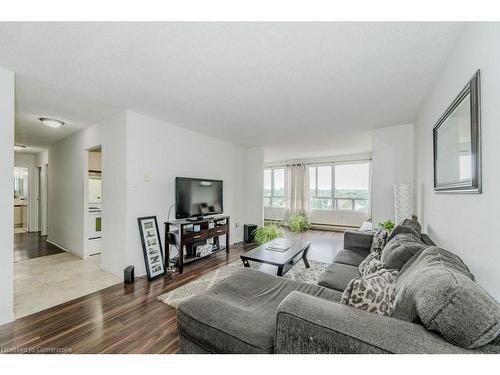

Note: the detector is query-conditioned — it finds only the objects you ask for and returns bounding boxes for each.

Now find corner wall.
[45,110,265,280]
[48,112,127,277]
[125,111,258,276]
[0,68,15,325]
[371,123,414,225]
[415,23,500,301]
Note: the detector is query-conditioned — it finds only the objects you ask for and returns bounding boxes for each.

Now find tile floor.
[14,252,121,319]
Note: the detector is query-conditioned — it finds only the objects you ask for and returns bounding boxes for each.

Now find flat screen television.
[175,177,223,219]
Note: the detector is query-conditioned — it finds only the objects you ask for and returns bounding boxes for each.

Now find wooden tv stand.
[164,216,230,274]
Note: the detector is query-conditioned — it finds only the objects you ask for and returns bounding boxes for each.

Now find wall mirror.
[433,70,481,193]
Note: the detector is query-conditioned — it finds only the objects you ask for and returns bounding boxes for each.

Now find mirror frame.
[433,70,482,193]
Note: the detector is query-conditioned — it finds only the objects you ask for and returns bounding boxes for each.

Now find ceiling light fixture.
[39,117,65,128]
[14,144,27,151]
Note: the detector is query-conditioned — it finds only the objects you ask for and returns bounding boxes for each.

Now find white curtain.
[286,163,310,217]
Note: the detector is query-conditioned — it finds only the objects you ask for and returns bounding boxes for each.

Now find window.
[310,162,370,212]
[309,165,333,209]
[334,163,370,212]
[263,167,286,207]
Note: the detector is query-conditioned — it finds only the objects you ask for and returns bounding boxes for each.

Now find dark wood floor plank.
[14,232,65,262]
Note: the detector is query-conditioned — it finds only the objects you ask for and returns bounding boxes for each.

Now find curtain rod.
[266,158,372,168]
[264,152,372,168]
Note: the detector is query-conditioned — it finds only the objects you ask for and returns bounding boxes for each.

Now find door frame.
[39,164,48,236]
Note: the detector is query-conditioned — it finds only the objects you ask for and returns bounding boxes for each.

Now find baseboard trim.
[0,311,15,326]
[45,238,71,253]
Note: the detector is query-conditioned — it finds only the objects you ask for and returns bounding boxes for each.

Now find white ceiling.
[0,22,463,155]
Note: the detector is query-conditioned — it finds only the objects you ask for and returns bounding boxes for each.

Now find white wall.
[46,110,262,279]
[125,111,258,276]
[415,23,500,301]
[0,68,15,325]
[35,150,48,167]
[15,153,35,168]
[48,112,127,277]
[245,147,265,226]
[371,123,414,225]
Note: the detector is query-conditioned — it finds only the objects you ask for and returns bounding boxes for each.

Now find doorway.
[85,146,102,257]
[13,167,29,234]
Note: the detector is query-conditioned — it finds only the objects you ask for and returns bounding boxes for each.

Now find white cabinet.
[89,178,102,203]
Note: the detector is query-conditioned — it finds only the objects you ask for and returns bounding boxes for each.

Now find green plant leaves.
[288,214,310,233]
[379,220,395,232]
[252,222,284,245]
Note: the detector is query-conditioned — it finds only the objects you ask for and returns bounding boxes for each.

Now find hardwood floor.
[14,232,65,263]
[1,230,343,354]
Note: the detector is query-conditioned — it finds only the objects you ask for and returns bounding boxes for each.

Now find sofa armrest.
[343,230,374,252]
[421,233,436,246]
[275,291,469,354]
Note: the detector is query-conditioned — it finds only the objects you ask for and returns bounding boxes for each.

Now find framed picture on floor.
[137,216,165,281]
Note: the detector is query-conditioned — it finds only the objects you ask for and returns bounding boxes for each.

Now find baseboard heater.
[309,223,358,232]
[264,219,357,233]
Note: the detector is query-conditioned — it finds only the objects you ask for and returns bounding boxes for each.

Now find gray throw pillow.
[399,218,422,236]
[341,269,398,316]
[387,224,420,242]
[394,246,500,349]
[358,252,385,276]
[370,228,389,257]
[381,233,427,270]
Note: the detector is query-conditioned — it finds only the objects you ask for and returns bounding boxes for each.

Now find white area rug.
[15,252,121,319]
[157,259,329,309]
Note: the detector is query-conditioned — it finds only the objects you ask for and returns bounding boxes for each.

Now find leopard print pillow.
[341,269,398,316]
[359,254,386,277]
[359,252,379,274]
[370,228,389,257]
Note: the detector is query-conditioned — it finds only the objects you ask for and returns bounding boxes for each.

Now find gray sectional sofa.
[177,222,500,354]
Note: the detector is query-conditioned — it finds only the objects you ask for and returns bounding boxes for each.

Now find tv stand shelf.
[164,216,230,274]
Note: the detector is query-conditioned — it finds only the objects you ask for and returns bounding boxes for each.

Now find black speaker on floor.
[244,224,257,243]
[124,266,134,284]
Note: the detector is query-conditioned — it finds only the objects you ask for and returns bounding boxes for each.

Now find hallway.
[14,232,65,263]
[13,232,121,319]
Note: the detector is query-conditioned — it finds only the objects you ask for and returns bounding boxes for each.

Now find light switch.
[144,173,151,182]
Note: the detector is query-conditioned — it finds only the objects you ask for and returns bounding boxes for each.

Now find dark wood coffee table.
[240,238,311,276]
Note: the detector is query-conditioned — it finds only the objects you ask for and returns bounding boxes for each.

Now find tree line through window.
[264,168,286,208]
[264,162,370,212]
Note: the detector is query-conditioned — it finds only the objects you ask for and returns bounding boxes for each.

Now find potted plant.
[379,220,395,232]
[252,222,284,245]
[288,214,310,233]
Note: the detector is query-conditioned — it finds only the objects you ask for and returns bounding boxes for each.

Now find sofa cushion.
[318,263,360,292]
[400,218,421,235]
[394,246,500,349]
[341,269,398,316]
[334,249,368,267]
[344,230,375,251]
[381,233,427,271]
[177,268,342,354]
[388,218,422,242]
[387,225,418,242]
